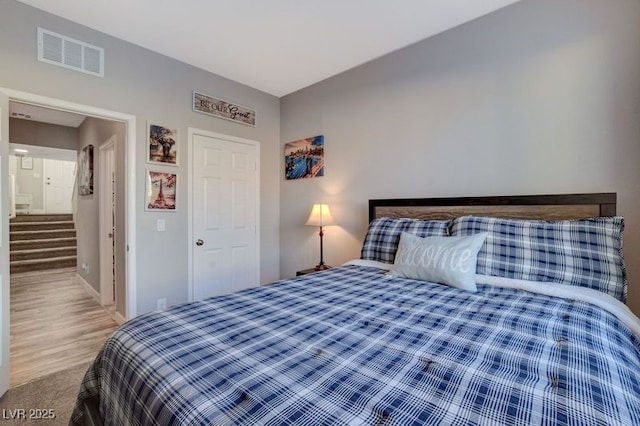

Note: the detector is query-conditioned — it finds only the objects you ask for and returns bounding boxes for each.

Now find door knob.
[196,239,204,246]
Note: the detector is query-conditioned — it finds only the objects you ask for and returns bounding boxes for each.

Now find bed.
[72,193,640,425]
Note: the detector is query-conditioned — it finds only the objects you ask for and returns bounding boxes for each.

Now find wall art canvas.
[148,123,178,165]
[78,144,94,195]
[284,135,325,180]
[146,170,177,211]
[193,91,256,126]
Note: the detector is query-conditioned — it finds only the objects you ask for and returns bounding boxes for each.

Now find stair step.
[10,214,73,223]
[10,256,77,274]
[10,221,75,232]
[9,213,77,274]
[10,229,76,241]
[10,246,77,262]
[10,237,77,251]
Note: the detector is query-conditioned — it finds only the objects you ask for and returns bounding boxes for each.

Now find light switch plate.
[157,219,165,232]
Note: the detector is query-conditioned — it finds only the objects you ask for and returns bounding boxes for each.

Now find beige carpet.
[0,362,90,426]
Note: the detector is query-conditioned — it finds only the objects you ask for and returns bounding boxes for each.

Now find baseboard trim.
[76,273,101,304]
[76,272,126,325]
[114,311,126,325]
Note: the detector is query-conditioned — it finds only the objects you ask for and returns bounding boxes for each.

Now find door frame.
[1,91,10,394]
[0,87,138,320]
[187,128,260,302]
[99,136,116,306]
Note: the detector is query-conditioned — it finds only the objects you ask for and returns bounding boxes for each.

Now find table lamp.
[306,204,335,270]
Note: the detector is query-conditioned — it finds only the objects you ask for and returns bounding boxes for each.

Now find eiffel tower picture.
[146,171,177,210]
[154,179,167,207]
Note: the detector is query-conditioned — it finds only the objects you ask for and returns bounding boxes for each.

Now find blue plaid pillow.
[450,216,627,302]
[361,217,450,263]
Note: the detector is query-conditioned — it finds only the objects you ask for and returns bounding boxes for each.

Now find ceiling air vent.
[37,27,104,78]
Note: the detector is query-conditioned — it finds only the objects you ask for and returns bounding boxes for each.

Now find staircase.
[10,214,77,274]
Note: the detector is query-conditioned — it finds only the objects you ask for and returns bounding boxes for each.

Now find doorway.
[0,87,137,395]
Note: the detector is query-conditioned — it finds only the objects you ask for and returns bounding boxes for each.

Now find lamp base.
[314,263,330,271]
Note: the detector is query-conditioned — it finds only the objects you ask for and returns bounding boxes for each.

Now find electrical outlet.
[157,298,167,310]
[81,263,90,274]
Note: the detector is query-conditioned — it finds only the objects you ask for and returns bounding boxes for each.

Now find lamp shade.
[305,204,335,227]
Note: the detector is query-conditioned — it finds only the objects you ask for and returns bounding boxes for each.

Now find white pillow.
[388,232,488,291]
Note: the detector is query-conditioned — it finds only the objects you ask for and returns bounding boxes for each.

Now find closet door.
[191,130,259,301]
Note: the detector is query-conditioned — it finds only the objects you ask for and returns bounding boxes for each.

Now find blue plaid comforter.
[71,265,640,425]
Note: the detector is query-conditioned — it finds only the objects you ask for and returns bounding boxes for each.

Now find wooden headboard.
[369,193,616,223]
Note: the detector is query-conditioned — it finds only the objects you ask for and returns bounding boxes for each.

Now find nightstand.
[296,267,331,276]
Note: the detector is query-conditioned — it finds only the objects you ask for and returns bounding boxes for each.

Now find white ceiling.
[16,0,521,97]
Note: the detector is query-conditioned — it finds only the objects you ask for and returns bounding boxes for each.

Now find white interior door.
[44,159,75,214]
[0,91,11,396]
[192,131,259,301]
[99,138,115,306]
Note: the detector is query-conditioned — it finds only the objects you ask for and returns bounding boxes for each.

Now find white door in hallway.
[44,159,75,214]
[191,130,259,301]
[0,91,11,396]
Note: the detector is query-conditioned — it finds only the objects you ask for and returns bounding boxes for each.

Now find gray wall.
[77,117,126,317]
[280,0,640,315]
[0,0,281,315]
[9,118,78,151]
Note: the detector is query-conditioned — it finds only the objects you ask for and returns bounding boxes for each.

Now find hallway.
[10,268,119,387]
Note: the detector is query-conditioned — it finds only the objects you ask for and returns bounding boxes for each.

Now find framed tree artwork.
[147,123,178,166]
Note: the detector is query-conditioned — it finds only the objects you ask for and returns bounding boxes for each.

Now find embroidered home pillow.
[361,217,450,264]
[388,232,488,291]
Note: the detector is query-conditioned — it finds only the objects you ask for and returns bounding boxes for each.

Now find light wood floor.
[10,268,119,387]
